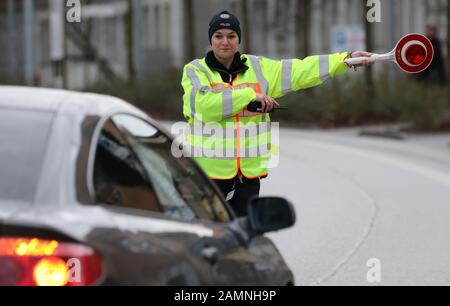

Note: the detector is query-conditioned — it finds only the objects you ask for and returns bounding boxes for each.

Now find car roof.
[0,86,172,140]
[0,86,143,117]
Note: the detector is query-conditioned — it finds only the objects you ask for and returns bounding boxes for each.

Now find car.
[0,86,295,286]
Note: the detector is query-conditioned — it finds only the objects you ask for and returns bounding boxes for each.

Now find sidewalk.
[340,123,450,155]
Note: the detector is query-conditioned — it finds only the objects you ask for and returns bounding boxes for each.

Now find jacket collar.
[205,51,249,75]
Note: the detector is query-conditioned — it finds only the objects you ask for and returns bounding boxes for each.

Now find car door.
[110,114,291,285]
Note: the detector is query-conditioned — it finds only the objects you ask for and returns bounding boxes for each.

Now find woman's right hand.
[255,94,279,113]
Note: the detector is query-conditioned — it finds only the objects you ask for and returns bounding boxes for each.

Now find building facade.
[0,0,448,89]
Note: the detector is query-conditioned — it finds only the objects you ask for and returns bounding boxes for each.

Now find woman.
[181,11,372,216]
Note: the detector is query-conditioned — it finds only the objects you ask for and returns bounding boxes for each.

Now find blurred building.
[0,0,448,89]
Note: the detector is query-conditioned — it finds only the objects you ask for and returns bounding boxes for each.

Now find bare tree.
[7,0,17,79]
[302,0,311,58]
[296,0,311,58]
[447,0,450,79]
[126,0,135,83]
[240,0,251,54]
[184,0,196,62]
[363,0,373,88]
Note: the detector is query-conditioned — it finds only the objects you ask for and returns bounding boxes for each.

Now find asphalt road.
[262,126,450,285]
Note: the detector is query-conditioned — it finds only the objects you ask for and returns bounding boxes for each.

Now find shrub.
[85,71,184,121]
[85,72,450,132]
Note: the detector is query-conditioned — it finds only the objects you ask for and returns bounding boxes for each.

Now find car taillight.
[0,237,102,286]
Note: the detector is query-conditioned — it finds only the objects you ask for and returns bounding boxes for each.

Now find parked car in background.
[0,86,295,286]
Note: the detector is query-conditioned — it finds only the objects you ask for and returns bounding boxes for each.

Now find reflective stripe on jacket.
[181,52,349,179]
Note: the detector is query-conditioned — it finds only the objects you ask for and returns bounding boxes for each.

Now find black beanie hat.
[208,11,241,44]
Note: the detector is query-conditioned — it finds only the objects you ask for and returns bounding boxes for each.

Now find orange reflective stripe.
[210,82,262,93]
[210,83,231,92]
[240,172,269,179]
[238,109,259,117]
[208,172,268,180]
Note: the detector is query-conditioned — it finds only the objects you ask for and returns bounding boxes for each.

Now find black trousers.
[213,175,260,217]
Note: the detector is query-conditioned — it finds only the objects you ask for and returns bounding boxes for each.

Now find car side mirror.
[247,197,296,234]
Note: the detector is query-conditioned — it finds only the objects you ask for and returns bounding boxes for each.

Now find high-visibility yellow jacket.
[181,52,349,180]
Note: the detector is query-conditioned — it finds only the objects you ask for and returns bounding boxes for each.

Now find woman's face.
[211,29,239,61]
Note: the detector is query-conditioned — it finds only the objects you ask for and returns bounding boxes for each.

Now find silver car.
[0,86,295,286]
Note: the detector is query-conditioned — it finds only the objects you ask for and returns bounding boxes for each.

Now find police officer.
[181,11,372,216]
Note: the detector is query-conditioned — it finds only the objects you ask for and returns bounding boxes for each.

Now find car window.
[111,114,232,223]
[92,119,164,213]
[0,109,53,202]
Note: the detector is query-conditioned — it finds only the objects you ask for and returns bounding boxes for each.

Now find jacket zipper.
[214,68,247,85]
[213,67,247,174]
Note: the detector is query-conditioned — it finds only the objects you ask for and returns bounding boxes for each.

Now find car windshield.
[0,109,53,202]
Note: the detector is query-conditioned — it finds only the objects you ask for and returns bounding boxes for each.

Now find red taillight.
[0,237,102,286]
